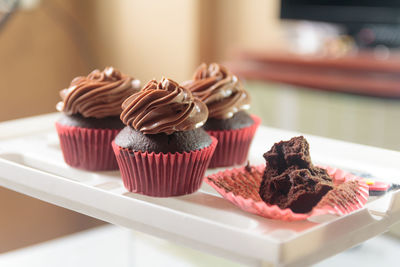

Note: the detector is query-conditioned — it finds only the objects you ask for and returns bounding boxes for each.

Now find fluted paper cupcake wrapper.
[205,165,369,221]
[112,137,218,197]
[55,122,121,171]
[206,115,261,168]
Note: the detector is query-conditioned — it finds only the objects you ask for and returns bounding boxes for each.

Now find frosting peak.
[57,67,140,118]
[184,63,250,119]
[120,77,208,135]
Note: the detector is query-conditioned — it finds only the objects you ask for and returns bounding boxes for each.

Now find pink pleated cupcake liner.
[205,164,369,221]
[55,122,120,171]
[206,115,261,168]
[112,137,218,197]
[314,166,370,216]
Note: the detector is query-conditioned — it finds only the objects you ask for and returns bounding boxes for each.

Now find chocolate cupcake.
[112,77,217,197]
[184,63,261,168]
[55,67,140,171]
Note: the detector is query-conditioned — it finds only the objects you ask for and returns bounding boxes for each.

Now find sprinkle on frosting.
[57,67,140,118]
[183,63,250,119]
[120,77,208,135]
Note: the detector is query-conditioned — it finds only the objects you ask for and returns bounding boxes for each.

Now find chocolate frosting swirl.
[184,63,250,119]
[57,67,141,118]
[121,77,208,135]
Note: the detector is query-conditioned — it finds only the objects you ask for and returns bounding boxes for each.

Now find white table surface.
[0,224,399,267]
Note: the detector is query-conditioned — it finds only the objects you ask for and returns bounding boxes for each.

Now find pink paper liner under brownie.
[206,115,261,168]
[55,122,120,171]
[205,164,369,221]
[112,137,217,197]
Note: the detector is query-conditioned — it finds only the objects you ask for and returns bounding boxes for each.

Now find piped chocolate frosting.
[120,77,208,135]
[57,67,140,118]
[183,63,250,119]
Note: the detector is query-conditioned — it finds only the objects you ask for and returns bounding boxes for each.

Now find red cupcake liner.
[205,164,369,221]
[55,122,121,171]
[112,137,218,197]
[206,115,261,168]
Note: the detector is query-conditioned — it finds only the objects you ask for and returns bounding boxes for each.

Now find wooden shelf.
[227,50,400,98]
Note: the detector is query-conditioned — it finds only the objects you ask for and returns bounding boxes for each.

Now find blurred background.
[1,0,400,258]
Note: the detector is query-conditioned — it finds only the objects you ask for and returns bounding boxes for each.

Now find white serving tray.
[0,113,399,267]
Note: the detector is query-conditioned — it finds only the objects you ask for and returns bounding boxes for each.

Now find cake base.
[57,113,124,129]
[202,111,254,131]
[114,126,212,154]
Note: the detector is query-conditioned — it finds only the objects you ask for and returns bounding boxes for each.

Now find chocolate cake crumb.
[259,136,334,213]
[245,161,252,172]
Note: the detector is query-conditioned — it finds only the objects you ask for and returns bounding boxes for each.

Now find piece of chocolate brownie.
[259,136,334,213]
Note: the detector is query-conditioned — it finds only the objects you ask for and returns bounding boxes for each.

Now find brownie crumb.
[245,161,252,172]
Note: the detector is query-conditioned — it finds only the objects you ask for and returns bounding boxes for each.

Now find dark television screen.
[281,0,400,25]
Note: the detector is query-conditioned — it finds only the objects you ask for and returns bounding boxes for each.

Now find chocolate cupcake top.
[184,63,250,119]
[120,77,208,135]
[56,67,140,118]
